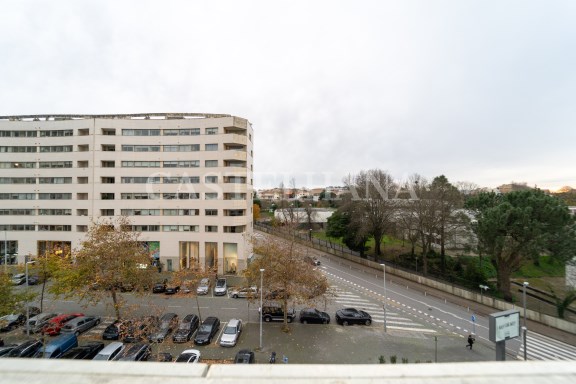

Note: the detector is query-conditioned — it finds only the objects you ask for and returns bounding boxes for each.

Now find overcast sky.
[1,1,575,190]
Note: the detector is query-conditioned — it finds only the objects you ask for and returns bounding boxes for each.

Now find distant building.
[496,183,532,194]
[0,113,253,275]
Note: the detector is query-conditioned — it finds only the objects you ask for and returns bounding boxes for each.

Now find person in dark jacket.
[467,334,475,350]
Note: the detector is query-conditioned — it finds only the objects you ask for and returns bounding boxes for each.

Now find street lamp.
[3,230,7,273]
[523,281,529,361]
[25,259,36,336]
[259,268,265,350]
[380,263,387,333]
[479,284,489,304]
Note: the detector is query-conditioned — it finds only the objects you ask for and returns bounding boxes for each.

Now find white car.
[196,278,210,295]
[214,278,227,296]
[230,286,257,299]
[175,349,201,363]
[11,273,26,285]
[219,319,242,347]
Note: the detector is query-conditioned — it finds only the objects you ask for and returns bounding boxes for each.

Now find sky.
[1,0,575,191]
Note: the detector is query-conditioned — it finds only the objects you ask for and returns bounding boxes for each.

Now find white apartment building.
[0,113,253,275]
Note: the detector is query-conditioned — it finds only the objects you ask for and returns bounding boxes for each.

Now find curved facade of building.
[0,113,253,275]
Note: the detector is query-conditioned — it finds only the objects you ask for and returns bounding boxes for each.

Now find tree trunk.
[496,262,513,302]
[111,288,121,319]
[374,233,383,256]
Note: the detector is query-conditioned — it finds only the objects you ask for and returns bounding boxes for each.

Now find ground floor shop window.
[224,242,238,275]
[179,241,199,269]
[205,242,217,271]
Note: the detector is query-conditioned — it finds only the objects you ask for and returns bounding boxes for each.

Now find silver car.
[60,315,101,336]
[196,278,210,295]
[219,318,242,347]
[25,312,58,334]
[230,286,257,299]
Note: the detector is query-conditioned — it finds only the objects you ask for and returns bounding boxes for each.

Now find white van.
[92,342,125,361]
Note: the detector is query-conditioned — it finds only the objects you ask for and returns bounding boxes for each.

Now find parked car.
[92,341,125,361]
[0,313,26,332]
[112,342,151,361]
[42,313,84,336]
[148,352,173,362]
[11,273,26,285]
[164,285,180,295]
[196,278,210,295]
[234,349,255,364]
[27,275,40,285]
[60,342,105,359]
[219,318,242,347]
[172,314,199,343]
[214,278,227,296]
[152,281,167,293]
[261,305,296,323]
[175,349,201,363]
[335,308,372,326]
[25,313,58,334]
[0,344,19,357]
[230,286,257,299]
[299,308,331,324]
[102,320,124,340]
[61,315,101,336]
[148,313,178,343]
[305,256,321,266]
[34,333,78,358]
[123,316,158,343]
[2,340,43,358]
[194,316,220,345]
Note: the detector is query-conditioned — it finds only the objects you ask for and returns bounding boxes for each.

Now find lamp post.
[3,230,7,273]
[380,263,387,333]
[259,268,265,350]
[479,284,489,304]
[523,281,529,361]
[25,260,36,336]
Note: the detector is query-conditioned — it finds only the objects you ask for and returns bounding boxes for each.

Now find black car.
[299,308,331,324]
[261,305,296,323]
[102,320,124,340]
[194,316,220,345]
[234,349,255,364]
[123,316,159,343]
[164,285,180,295]
[27,276,40,285]
[152,282,167,293]
[335,308,372,326]
[0,345,18,357]
[3,340,43,358]
[112,342,151,361]
[0,314,26,332]
[148,352,173,362]
[148,313,178,343]
[172,314,199,343]
[60,342,105,359]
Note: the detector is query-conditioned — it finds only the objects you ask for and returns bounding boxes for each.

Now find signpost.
[489,309,520,361]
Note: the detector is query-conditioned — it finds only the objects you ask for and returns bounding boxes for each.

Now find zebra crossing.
[518,331,576,361]
[329,285,436,333]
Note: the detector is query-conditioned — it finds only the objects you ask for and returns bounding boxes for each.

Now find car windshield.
[216,280,225,287]
[176,353,196,362]
[199,325,211,333]
[224,325,236,334]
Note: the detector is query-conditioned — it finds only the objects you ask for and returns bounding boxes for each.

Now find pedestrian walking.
[467,334,475,350]
[269,351,276,364]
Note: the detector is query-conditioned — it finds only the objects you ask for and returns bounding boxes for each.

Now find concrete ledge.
[0,359,575,384]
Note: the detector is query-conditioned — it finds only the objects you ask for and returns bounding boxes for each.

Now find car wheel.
[302,320,308,324]
[264,317,271,322]
[233,294,238,298]
[287,317,293,323]
[75,331,80,336]
[365,320,371,326]
[343,321,349,326]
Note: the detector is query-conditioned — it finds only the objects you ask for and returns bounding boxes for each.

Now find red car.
[42,313,84,336]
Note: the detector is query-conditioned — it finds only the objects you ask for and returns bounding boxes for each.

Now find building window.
[77,161,89,168]
[205,225,218,233]
[100,209,115,216]
[179,241,199,270]
[121,193,159,200]
[163,225,199,232]
[224,193,246,200]
[38,225,71,231]
[206,127,218,135]
[122,145,161,152]
[0,209,35,216]
[121,209,160,216]
[205,176,218,183]
[131,225,160,232]
[0,193,35,200]
[205,193,218,200]
[39,177,72,184]
[121,177,161,184]
[101,161,115,168]
[122,129,160,136]
[163,160,199,168]
[40,161,72,168]
[205,160,218,167]
[121,161,160,168]
[77,209,88,216]
[163,144,200,152]
[39,146,73,153]
[0,224,35,231]
[101,193,115,200]
[39,129,73,137]
[162,193,200,200]
[162,209,199,216]
[0,178,36,184]
[101,177,115,184]
[77,225,88,232]
[101,128,115,135]
[224,243,238,275]
[38,209,71,216]
[205,209,218,216]
[205,242,217,270]
[0,146,36,153]
[205,144,218,151]
[163,128,200,136]
[102,144,115,151]
[77,193,88,200]
[0,162,36,169]
[0,130,36,137]
[39,193,72,200]
[78,144,89,152]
